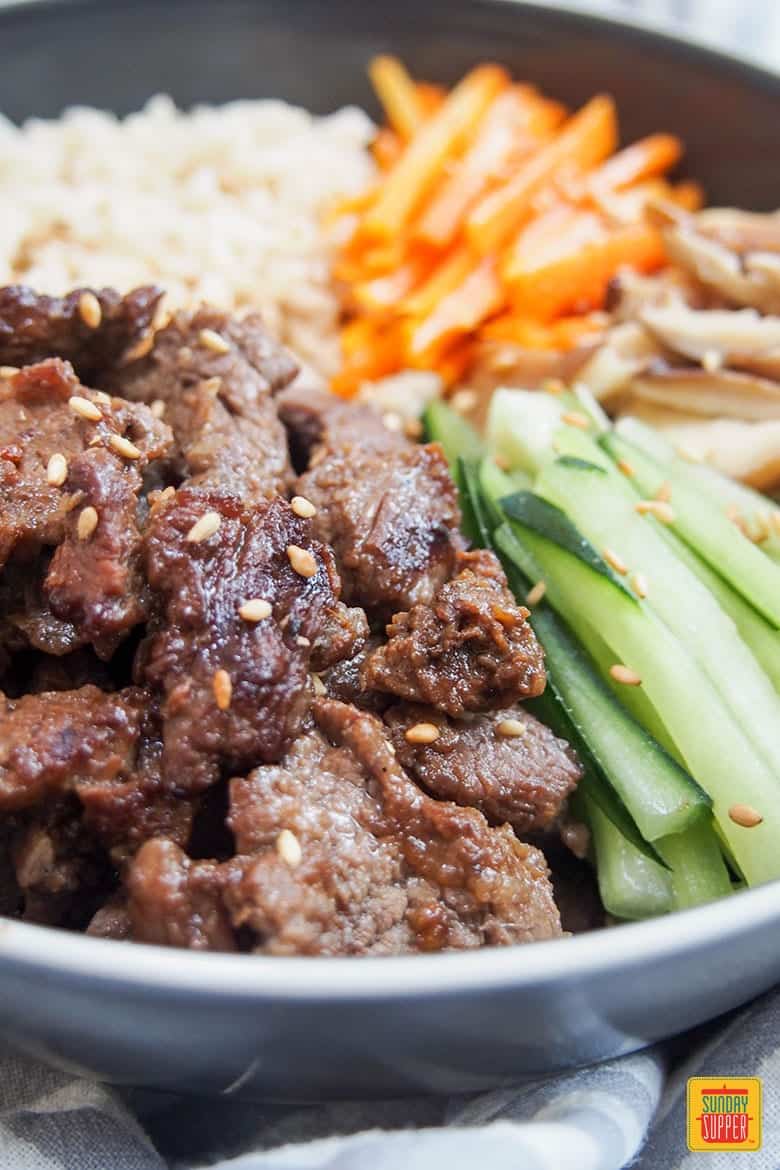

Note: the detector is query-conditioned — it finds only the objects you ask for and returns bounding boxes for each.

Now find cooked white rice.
[0,96,376,375]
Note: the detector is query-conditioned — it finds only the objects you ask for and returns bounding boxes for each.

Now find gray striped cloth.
[1,988,779,1169]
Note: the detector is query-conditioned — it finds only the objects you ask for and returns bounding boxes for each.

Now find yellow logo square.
[687,1077,761,1152]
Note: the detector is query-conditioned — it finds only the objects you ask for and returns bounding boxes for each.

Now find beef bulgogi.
[0,285,585,954]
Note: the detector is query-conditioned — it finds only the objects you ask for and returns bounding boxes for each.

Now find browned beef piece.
[363,548,546,715]
[111,307,296,498]
[0,685,147,812]
[86,894,132,940]
[385,702,581,833]
[127,838,237,950]
[0,359,171,656]
[24,648,114,695]
[278,383,406,467]
[0,285,164,382]
[141,488,367,793]
[319,635,390,713]
[219,699,560,955]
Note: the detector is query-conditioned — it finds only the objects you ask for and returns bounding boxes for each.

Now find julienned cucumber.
[582,796,673,920]
[528,603,707,841]
[495,517,780,886]
[656,821,733,910]
[536,455,780,772]
[602,431,780,628]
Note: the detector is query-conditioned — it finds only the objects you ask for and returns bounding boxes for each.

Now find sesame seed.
[311,673,326,696]
[772,513,780,537]
[702,349,722,373]
[150,399,166,419]
[561,410,590,430]
[526,580,547,607]
[291,495,317,519]
[404,418,424,439]
[654,480,672,503]
[749,515,770,544]
[199,328,231,355]
[609,664,642,686]
[287,544,317,578]
[296,635,311,647]
[46,453,68,487]
[631,572,649,599]
[122,331,155,363]
[158,486,176,502]
[497,718,527,738]
[382,411,403,433]
[0,365,19,378]
[276,828,302,868]
[186,511,221,543]
[728,803,763,828]
[213,668,232,710]
[494,452,511,471]
[94,390,112,406]
[78,290,102,329]
[635,499,675,524]
[202,376,222,396]
[451,389,477,414]
[238,598,272,622]
[109,434,142,460]
[617,458,635,478]
[676,442,704,463]
[493,605,518,627]
[77,506,99,541]
[603,547,628,575]
[69,395,102,422]
[542,377,566,396]
[405,722,440,745]
[561,820,590,859]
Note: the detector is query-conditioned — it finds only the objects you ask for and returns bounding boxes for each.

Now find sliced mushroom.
[663,226,780,314]
[640,303,780,379]
[630,363,780,422]
[606,266,705,322]
[578,321,664,403]
[695,208,780,256]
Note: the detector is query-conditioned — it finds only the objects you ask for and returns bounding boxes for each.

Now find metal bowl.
[1,0,779,1099]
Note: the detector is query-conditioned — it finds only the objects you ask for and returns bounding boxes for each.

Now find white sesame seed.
[405,722,440,745]
[238,599,272,622]
[150,399,166,419]
[213,669,232,710]
[617,458,635,478]
[561,410,590,430]
[609,664,642,686]
[276,828,302,867]
[382,411,403,433]
[296,635,311,647]
[77,506,99,541]
[451,389,478,414]
[635,499,675,524]
[46,453,68,487]
[496,718,527,738]
[526,580,547,607]
[404,418,424,439]
[122,331,155,363]
[603,547,628,575]
[654,480,672,503]
[186,511,221,543]
[728,803,763,828]
[93,390,112,406]
[109,434,142,460]
[311,673,326,696]
[291,495,317,519]
[494,452,511,471]
[69,395,102,422]
[702,349,723,373]
[78,291,102,329]
[631,572,649,599]
[676,442,704,463]
[0,365,19,378]
[287,544,317,578]
[542,377,566,396]
[199,328,231,355]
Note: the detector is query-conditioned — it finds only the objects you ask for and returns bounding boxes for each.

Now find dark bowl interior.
[0,0,778,210]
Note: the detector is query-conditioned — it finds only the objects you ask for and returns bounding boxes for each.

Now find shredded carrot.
[408,256,504,364]
[466,95,619,255]
[372,128,404,171]
[587,133,683,195]
[362,64,510,242]
[401,245,475,317]
[416,82,447,117]
[369,56,425,140]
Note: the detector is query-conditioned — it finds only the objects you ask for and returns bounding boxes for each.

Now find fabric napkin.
[1,986,778,1170]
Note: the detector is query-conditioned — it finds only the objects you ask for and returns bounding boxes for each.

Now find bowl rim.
[0,0,778,1001]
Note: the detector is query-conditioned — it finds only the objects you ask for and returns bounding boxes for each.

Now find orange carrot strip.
[416,82,447,117]
[333,319,405,396]
[369,56,425,139]
[407,256,504,364]
[503,206,607,283]
[401,245,475,316]
[506,223,666,321]
[372,127,404,171]
[362,64,510,242]
[466,94,619,255]
[438,338,475,386]
[353,252,437,312]
[415,88,552,249]
[587,133,682,194]
[670,180,705,211]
